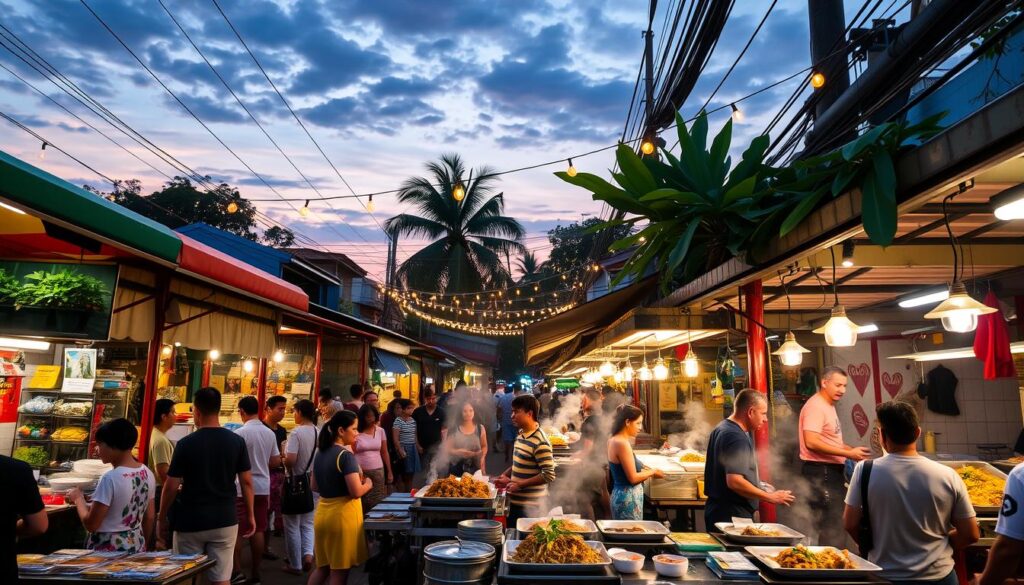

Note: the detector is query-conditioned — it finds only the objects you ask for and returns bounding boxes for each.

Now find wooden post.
[743,279,775,522]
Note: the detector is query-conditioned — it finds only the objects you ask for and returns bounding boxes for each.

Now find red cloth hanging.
[973,291,1017,380]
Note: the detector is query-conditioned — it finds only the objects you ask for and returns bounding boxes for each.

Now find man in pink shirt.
[798,366,870,547]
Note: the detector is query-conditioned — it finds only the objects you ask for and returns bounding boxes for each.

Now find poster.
[28,365,62,389]
[659,383,678,411]
[61,348,97,393]
[0,350,25,377]
[0,376,21,423]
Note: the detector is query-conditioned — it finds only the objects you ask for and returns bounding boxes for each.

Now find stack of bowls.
[73,459,111,479]
[457,519,504,549]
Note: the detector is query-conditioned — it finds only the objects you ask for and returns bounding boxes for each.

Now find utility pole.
[643,11,656,132]
[807,0,850,119]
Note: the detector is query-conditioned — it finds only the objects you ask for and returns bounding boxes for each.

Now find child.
[391,399,421,492]
[67,418,155,552]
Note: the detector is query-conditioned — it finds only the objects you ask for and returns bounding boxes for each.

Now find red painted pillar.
[256,358,268,419]
[743,279,775,522]
[314,330,323,394]
[138,272,168,466]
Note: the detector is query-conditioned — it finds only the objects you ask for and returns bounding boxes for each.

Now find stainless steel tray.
[745,546,883,578]
[714,522,805,545]
[936,460,1008,515]
[516,517,598,540]
[413,480,497,507]
[503,540,611,573]
[596,520,670,542]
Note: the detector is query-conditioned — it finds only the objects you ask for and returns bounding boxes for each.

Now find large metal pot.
[423,540,495,584]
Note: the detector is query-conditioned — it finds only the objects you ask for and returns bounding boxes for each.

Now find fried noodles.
[957,466,1005,507]
[423,474,490,498]
[526,519,588,532]
[772,546,855,569]
[511,519,604,564]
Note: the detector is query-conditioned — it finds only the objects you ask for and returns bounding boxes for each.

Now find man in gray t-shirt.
[843,401,979,583]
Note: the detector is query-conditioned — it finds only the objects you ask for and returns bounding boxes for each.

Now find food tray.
[413,479,497,507]
[991,458,1023,473]
[745,546,882,578]
[503,539,611,573]
[496,555,620,583]
[937,460,1008,514]
[714,523,806,545]
[596,520,670,542]
[517,517,598,540]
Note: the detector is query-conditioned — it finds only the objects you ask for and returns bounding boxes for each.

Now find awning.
[109,266,159,342]
[163,277,278,357]
[0,149,181,264]
[176,233,308,312]
[372,348,410,374]
[525,276,656,365]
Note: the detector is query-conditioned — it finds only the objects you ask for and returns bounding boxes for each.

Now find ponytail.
[319,410,357,451]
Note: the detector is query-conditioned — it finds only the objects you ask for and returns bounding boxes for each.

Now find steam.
[666,401,714,452]
[540,392,583,434]
[422,386,497,486]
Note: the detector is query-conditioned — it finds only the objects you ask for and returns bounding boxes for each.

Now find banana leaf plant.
[557,111,945,291]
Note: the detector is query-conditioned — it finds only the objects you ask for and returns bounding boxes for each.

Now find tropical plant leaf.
[639,188,704,205]
[615,144,658,194]
[841,123,890,161]
[667,219,700,272]
[779,189,827,237]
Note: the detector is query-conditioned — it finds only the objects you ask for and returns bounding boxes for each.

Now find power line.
[699,0,779,113]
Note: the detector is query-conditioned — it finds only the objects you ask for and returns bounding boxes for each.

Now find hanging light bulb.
[640,139,655,155]
[208,349,221,361]
[452,181,466,201]
[683,346,699,378]
[160,345,173,358]
[566,158,578,177]
[653,357,669,380]
[599,359,616,378]
[730,103,744,123]
[773,331,810,367]
[366,194,375,212]
[273,350,285,363]
[841,240,855,267]
[39,141,47,160]
[242,359,255,373]
[813,305,859,347]
[923,281,997,333]
[810,71,826,89]
[226,198,239,214]
[613,370,624,383]
[299,199,311,217]
[637,360,653,381]
[622,361,634,382]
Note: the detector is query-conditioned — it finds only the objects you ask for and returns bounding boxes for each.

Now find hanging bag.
[282,433,317,515]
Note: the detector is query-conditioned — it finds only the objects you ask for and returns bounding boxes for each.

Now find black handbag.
[282,441,317,515]
[857,460,875,556]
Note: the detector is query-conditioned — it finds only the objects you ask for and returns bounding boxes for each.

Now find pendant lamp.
[637,359,653,381]
[774,331,811,366]
[815,246,859,347]
[653,357,669,380]
[683,346,699,378]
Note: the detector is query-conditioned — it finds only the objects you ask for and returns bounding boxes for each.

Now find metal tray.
[503,540,611,573]
[714,523,805,545]
[745,546,883,578]
[936,460,1008,515]
[413,480,497,507]
[596,520,670,542]
[516,517,598,540]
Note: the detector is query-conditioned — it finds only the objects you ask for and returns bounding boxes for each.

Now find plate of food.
[596,519,670,542]
[938,461,1008,514]
[745,545,882,578]
[414,474,496,506]
[676,449,707,472]
[517,517,598,539]
[714,522,805,545]
[504,521,611,573]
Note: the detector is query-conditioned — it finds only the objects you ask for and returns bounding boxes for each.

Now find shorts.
[236,495,270,534]
[173,525,238,582]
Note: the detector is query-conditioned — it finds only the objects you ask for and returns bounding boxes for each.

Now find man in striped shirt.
[495,395,556,525]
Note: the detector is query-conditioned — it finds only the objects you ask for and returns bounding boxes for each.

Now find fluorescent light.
[857,324,879,333]
[991,184,1024,220]
[900,326,937,336]
[0,337,51,351]
[0,201,26,215]
[899,290,949,308]
[890,341,1024,362]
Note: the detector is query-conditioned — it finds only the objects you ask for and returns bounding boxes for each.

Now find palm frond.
[384,213,448,240]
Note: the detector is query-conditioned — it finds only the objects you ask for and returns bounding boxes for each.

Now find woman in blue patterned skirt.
[607,406,664,520]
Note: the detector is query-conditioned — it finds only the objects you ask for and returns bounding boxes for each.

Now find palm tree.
[385,154,526,294]
[515,251,542,283]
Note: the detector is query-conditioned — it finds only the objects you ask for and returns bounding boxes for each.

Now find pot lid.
[424,540,495,561]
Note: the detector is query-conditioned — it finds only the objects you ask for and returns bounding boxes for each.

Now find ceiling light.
[242,359,255,373]
[683,346,700,378]
[637,359,653,381]
[622,361,635,382]
[773,331,810,367]
[0,336,51,351]
[598,360,616,377]
[813,304,859,347]
[841,240,855,267]
[899,289,950,308]
[653,357,669,380]
[923,281,997,333]
[273,350,285,363]
[991,184,1024,220]
[900,325,937,336]
[161,345,173,358]
[890,342,1024,362]
[0,201,26,215]
[857,324,879,334]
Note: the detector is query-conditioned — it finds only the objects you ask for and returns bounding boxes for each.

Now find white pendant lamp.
[924,281,997,333]
[683,346,699,378]
[814,304,859,347]
[599,359,616,378]
[622,360,635,381]
[637,359,653,381]
[652,357,669,380]
[773,331,811,366]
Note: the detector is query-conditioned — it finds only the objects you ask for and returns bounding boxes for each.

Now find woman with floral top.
[67,418,155,552]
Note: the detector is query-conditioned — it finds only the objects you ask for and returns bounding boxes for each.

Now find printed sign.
[61,348,97,393]
[28,365,62,389]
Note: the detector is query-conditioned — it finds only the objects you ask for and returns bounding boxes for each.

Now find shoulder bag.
[857,460,874,556]
[282,433,317,515]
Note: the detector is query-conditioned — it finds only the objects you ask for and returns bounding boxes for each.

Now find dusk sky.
[0,0,910,280]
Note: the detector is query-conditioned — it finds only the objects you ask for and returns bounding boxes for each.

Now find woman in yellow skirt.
[310,410,371,585]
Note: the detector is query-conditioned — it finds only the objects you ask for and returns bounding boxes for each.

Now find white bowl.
[653,554,689,577]
[606,548,644,574]
[47,476,95,492]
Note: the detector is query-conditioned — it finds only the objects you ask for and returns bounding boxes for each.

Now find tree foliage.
[514,251,542,283]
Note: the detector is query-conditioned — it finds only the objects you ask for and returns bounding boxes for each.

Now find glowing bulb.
[653,358,669,380]
[242,359,255,373]
[39,142,47,160]
[941,312,977,333]
[813,305,858,347]
[810,71,826,89]
[730,103,744,123]
[566,158,578,177]
[773,331,810,367]
[226,200,239,214]
[637,360,653,381]
[683,347,699,378]
[173,341,181,347]
[161,345,173,358]
[273,350,285,363]
[208,349,221,361]
[613,370,624,383]
[452,182,466,201]
[924,282,997,333]
[299,200,311,217]
[366,195,375,212]
[599,360,616,377]
[640,140,655,155]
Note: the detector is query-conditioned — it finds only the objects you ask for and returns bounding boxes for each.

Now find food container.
[714,522,805,545]
[744,546,883,578]
[503,540,611,573]
[414,480,497,507]
[606,548,644,574]
[423,540,495,584]
[516,517,598,540]
[936,461,1008,515]
[597,520,670,542]
[653,554,689,577]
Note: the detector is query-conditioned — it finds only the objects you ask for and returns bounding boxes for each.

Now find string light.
[453,181,466,202]
[39,141,47,160]
[730,103,744,123]
[366,194,375,212]
[299,199,311,217]
[566,158,577,177]
[810,71,826,89]
[226,198,239,214]
[640,138,655,155]
[653,357,669,380]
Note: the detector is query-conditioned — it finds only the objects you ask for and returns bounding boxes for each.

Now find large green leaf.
[555,171,628,201]
[615,143,658,194]
[871,150,897,200]
[639,188,705,205]
[723,175,758,206]
[667,219,701,272]
[675,112,713,190]
[841,123,890,161]
[779,188,827,237]
[830,163,861,196]
[708,118,732,183]
[729,134,769,188]
[860,167,897,246]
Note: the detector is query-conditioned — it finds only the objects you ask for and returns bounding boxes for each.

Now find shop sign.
[61,347,97,393]
[0,261,118,340]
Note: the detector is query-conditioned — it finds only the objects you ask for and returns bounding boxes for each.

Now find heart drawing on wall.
[848,363,871,396]
[851,403,870,438]
[881,372,904,398]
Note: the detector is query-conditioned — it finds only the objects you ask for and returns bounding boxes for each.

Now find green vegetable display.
[13,445,50,467]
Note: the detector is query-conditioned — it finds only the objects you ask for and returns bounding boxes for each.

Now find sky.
[0,0,911,281]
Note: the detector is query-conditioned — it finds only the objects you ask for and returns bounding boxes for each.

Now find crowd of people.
[5,373,1024,585]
